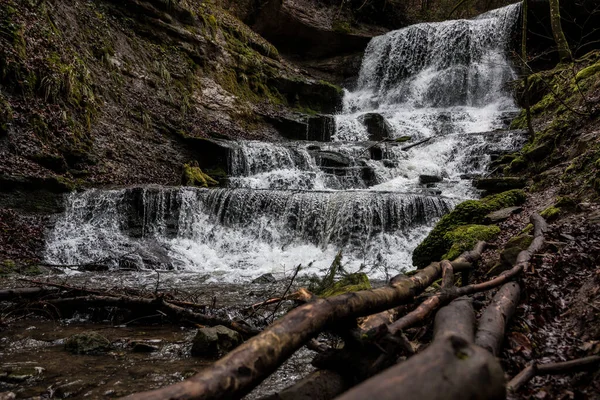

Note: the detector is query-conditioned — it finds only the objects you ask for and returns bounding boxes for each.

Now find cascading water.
[44,4,525,283]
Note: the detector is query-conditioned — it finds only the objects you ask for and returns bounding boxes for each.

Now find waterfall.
[44,4,524,283]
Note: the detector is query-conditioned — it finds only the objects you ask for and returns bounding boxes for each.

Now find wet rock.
[53,379,86,398]
[484,206,523,223]
[360,113,393,141]
[264,114,334,142]
[473,177,527,193]
[65,332,112,355]
[268,77,343,114]
[419,175,443,184]
[191,325,243,357]
[361,166,377,187]
[252,273,277,284]
[314,151,352,168]
[382,159,397,168]
[0,392,16,400]
[131,340,161,353]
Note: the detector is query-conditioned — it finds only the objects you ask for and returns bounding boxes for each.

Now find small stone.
[191,325,243,357]
[484,206,523,223]
[252,273,276,284]
[0,392,16,400]
[65,332,112,355]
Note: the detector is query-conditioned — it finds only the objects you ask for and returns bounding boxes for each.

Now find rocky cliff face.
[0,0,342,203]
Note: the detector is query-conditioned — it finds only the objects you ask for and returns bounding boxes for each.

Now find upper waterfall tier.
[335,3,521,141]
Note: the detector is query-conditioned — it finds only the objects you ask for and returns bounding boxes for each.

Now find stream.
[2,3,525,398]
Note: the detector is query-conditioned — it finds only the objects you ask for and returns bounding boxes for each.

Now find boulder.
[360,113,393,141]
[191,325,243,357]
[484,206,523,223]
[65,332,112,355]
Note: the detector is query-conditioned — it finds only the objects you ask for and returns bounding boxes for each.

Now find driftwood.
[508,355,600,392]
[42,295,258,335]
[475,281,520,356]
[334,298,505,400]
[253,244,486,400]
[123,244,486,400]
[0,286,59,300]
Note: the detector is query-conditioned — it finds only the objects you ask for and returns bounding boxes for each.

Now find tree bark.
[548,0,572,62]
[475,282,520,356]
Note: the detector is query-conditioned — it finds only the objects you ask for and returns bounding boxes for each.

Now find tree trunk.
[548,0,572,62]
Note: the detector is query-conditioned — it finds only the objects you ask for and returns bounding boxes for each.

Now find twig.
[266,265,302,324]
[508,356,600,392]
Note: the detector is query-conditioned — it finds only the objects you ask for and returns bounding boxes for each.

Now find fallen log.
[508,355,600,392]
[123,247,483,400]
[20,278,210,311]
[42,295,258,335]
[334,298,505,400]
[475,282,520,356]
[0,287,59,301]
[387,215,545,338]
[433,296,475,342]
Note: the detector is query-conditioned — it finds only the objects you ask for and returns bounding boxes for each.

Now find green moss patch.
[412,189,526,268]
[540,206,561,221]
[443,225,500,260]
[320,273,371,297]
[182,162,218,187]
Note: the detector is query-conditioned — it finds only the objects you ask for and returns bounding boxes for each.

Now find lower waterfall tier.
[44,187,456,282]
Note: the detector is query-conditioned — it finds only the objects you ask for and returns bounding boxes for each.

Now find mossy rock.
[443,224,501,260]
[320,273,371,297]
[412,190,526,268]
[540,206,561,222]
[500,234,534,267]
[65,332,112,355]
[182,162,218,187]
[505,234,534,250]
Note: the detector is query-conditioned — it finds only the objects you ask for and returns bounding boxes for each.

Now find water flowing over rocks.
[43,4,525,284]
